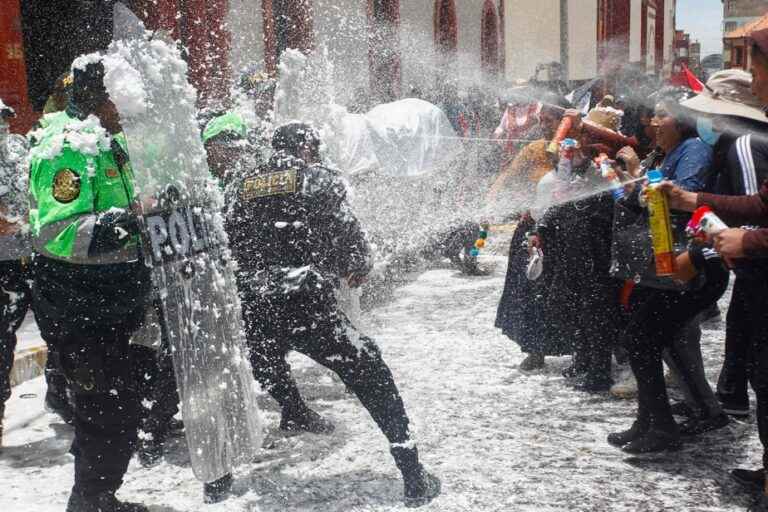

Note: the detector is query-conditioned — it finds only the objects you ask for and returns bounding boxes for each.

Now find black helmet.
[272,122,321,159]
[70,59,109,113]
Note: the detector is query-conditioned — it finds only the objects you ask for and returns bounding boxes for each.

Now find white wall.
[567,0,597,80]
[663,0,675,76]
[629,0,642,62]
[504,0,561,82]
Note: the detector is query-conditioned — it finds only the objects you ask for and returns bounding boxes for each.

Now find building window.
[735,46,743,66]
[725,21,738,33]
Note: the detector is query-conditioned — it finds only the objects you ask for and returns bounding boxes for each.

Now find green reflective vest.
[28,111,138,263]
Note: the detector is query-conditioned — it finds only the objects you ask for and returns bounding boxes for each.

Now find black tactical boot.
[280,404,335,435]
[607,420,648,448]
[749,494,768,512]
[203,473,233,504]
[679,412,729,436]
[621,428,681,454]
[391,446,441,508]
[66,490,148,512]
[731,468,765,491]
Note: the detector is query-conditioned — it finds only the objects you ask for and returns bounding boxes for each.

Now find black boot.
[731,468,765,491]
[749,494,768,512]
[621,428,681,454]
[66,490,148,512]
[391,446,441,508]
[280,404,335,435]
[679,412,729,436]
[607,420,648,448]
[203,473,233,504]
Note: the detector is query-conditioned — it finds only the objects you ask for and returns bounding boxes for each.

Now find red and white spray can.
[686,205,728,241]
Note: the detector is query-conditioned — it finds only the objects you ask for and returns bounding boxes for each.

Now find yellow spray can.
[646,170,677,276]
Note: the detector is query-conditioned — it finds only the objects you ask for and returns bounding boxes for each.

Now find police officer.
[221,121,441,508]
[29,60,151,512]
[0,103,33,446]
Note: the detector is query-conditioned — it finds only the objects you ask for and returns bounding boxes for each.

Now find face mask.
[697,117,721,146]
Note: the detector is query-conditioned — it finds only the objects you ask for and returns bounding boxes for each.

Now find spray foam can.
[646,170,676,276]
[687,205,728,241]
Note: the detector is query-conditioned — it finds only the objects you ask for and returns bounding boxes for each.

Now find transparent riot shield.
[102,34,262,483]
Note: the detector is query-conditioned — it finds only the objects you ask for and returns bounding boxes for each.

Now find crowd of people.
[4,4,768,512]
[489,27,768,512]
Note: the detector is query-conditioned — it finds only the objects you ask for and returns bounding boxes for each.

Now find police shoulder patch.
[52,169,81,203]
[242,169,297,200]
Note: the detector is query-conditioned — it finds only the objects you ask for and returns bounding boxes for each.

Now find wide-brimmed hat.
[681,69,767,124]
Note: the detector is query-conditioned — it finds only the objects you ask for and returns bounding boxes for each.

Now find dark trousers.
[243,295,412,445]
[47,331,140,496]
[131,341,179,442]
[717,278,768,467]
[0,260,32,405]
[717,278,756,410]
[571,280,623,386]
[623,270,728,432]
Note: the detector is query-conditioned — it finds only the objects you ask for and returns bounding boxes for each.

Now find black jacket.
[714,130,768,278]
[225,153,371,300]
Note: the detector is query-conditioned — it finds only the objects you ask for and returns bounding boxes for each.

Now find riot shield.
[102,34,262,483]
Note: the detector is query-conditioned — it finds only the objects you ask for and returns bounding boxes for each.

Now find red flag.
[670,63,704,92]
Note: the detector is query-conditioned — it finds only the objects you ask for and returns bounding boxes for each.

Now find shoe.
[280,406,335,435]
[403,468,441,508]
[731,468,765,491]
[610,368,637,399]
[520,353,545,371]
[621,428,681,454]
[669,401,695,418]
[749,493,768,512]
[562,364,585,380]
[607,420,648,448]
[137,435,163,468]
[679,413,730,436]
[66,490,148,512]
[203,473,233,504]
[45,390,75,425]
[717,396,750,418]
[573,380,612,394]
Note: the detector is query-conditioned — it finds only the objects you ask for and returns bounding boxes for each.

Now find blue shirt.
[659,137,713,192]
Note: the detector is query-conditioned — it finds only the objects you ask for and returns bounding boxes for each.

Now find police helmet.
[272,122,321,159]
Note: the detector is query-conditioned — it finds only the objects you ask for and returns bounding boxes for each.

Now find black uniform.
[33,257,150,497]
[226,152,415,444]
[0,260,31,407]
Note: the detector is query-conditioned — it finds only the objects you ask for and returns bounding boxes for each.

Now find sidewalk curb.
[10,344,47,388]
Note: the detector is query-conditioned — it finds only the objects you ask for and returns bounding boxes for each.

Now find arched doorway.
[433,0,458,54]
[481,0,500,76]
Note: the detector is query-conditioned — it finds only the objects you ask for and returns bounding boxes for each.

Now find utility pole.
[560,0,569,83]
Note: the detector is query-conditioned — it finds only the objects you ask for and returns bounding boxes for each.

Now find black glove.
[88,208,140,256]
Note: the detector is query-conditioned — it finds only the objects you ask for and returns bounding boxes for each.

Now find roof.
[725,13,768,40]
